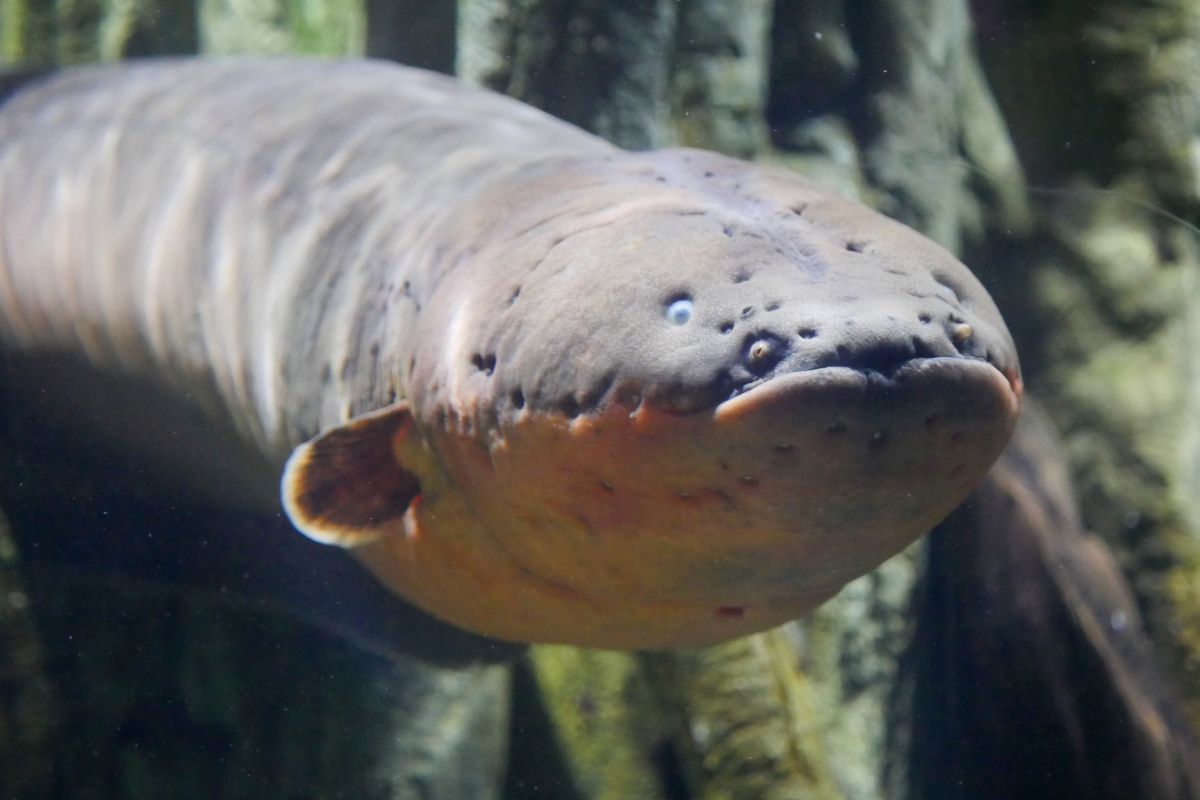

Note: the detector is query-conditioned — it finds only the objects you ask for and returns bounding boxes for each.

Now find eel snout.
[723,284,1021,406]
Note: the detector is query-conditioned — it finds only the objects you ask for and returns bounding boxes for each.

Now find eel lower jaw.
[368,355,1021,649]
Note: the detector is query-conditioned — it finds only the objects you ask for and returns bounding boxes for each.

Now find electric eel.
[0,59,1022,649]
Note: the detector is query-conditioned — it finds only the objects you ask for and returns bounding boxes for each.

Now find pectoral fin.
[282,404,421,547]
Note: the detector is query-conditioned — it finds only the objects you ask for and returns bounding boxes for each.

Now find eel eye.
[666,297,694,326]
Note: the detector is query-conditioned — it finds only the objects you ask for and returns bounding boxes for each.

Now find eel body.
[0,59,1021,649]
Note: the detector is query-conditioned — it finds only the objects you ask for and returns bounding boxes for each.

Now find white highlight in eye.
[666,297,694,326]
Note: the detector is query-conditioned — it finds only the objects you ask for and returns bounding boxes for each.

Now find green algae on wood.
[199,0,363,56]
[0,0,195,64]
[642,631,844,800]
[522,646,670,800]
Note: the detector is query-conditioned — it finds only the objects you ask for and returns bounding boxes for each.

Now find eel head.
[284,150,1021,649]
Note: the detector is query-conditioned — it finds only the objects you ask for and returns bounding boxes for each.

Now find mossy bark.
[199,0,364,56]
[0,0,197,63]
[968,0,1200,731]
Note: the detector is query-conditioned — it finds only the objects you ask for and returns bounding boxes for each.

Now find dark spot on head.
[765,301,781,312]
[470,353,497,376]
[582,371,616,410]
[798,327,819,339]
[560,395,582,419]
[741,306,755,319]
[919,312,933,324]
[732,268,752,284]
[719,321,735,334]
[704,170,715,178]
[716,606,745,619]
[507,286,522,306]
[790,203,806,216]
[510,388,526,409]
[846,241,865,253]
[884,266,909,276]
[655,175,667,183]
[722,224,734,237]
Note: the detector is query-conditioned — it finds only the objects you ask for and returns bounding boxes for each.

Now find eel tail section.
[907,402,1200,800]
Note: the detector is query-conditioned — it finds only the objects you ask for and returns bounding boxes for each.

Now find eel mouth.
[641,320,1021,414]
[714,356,1022,423]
